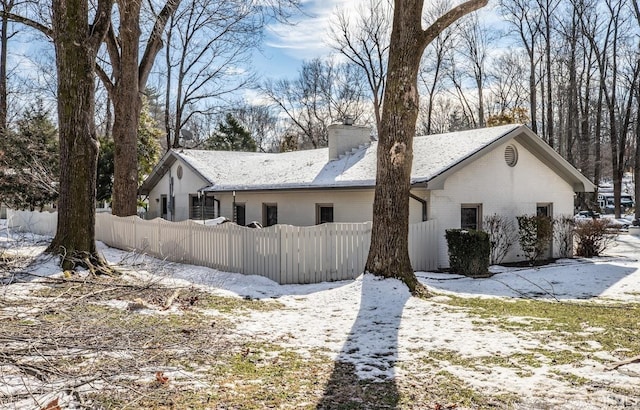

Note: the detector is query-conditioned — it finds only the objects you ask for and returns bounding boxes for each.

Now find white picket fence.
[7,210,439,284]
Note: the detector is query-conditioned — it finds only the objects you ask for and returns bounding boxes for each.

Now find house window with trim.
[161,195,168,217]
[316,204,334,224]
[263,203,277,227]
[189,194,216,220]
[461,204,482,230]
[234,203,246,226]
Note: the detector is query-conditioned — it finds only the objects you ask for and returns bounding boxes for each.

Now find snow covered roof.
[139,124,595,194]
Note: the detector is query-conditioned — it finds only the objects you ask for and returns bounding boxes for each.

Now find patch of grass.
[423,349,542,379]
[196,292,284,313]
[478,352,543,369]
[439,297,640,354]
[433,370,507,408]
[530,348,586,366]
[550,370,589,386]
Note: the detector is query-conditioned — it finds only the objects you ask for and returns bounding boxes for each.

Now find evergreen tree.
[0,101,59,210]
[97,98,162,205]
[204,113,257,152]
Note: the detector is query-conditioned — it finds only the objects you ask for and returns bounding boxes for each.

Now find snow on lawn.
[92,233,640,408]
[4,224,640,408]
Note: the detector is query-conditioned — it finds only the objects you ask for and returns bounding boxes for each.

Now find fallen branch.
[605,354,640,371]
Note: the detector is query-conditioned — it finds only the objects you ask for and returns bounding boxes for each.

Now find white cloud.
[264,0,355,60]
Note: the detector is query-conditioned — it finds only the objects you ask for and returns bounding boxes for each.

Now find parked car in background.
[574,211,629,231]
[597,192,634,214]
[574,210,601,220]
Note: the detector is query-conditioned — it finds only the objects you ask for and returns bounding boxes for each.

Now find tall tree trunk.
[528,53,538,134]
[164,14,174,150]
[594,81,603,197]
[108,0,181,215]
[365,0,487,293]
[0,2,9,134]
[545,1,553,149]
[48,0,112,271]
[635,89,640,225]
[111,0,142,217]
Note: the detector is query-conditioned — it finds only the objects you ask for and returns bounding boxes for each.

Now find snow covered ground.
[3,224,640,408]
[95,232,640,408]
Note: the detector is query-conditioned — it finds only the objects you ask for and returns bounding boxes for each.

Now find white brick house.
[139,123,594,267]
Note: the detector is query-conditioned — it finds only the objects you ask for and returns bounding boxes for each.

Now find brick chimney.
[328,119,371,161]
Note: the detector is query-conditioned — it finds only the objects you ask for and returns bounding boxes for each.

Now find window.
[263,203,277,227]
[461,204,482,230]
[536,203,552,218]
[161,195,168,218]
[234,203,246,226]
[316,204,334,224]
[190,194,216,219]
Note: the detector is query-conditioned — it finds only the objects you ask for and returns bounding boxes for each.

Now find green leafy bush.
[445,229,490,277]
[516,215,553,264]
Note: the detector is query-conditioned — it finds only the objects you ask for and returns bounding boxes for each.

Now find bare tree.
[579,0,638,218]
[0,0,41,132]
[163,0,260,149]
[633,0,640,225]
[0,0,14,133]
[487,51,529,115]
[261,58,369,149]
[229,101,279,152]
[537,0,561,149]
[499,0,542,135]
[329,0,391,136]
[0,0,114,269]
[365,0,487,293]
[418,0,456,135]
[454,12,495,128]
[46,0,113,270]
[96,0,181,217]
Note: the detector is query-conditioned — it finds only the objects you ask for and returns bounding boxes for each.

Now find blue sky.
[251,0,505,81]
[252,0,350,80]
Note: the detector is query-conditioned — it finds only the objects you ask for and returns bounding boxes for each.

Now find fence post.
[277,225,283,284]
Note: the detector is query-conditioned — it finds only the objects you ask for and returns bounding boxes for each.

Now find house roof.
[139,124,595,195]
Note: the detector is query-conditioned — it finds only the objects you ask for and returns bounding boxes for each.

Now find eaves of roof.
[138,149,215,196]
[423,125,595,193]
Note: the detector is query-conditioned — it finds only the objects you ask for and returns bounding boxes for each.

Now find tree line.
[0,0,637,281]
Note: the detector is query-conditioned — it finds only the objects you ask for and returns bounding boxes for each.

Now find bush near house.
[445,229,490,277]
[574,219,616,257]
[516,215,553,265]
[483,214,517,265]
[553,215,575,258]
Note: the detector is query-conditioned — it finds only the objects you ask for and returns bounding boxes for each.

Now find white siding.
[147,159,210,221]
[148,171,427,226]
[215,190,374,226]
[429,140,575,267]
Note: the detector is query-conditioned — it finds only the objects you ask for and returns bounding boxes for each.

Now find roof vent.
[505,144,518,167]
[343,116,354,126]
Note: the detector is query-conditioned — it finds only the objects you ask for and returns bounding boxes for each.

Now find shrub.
[445,229,490,277]
[483,214,517,265]
[553,215,575,258]
[575,219,616,257]
[516,214,553,264]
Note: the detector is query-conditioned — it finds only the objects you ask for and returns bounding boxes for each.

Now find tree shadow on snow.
[317,274,409,409]
[418,258,639,300]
